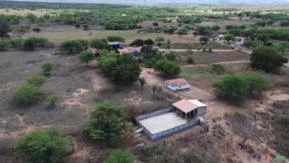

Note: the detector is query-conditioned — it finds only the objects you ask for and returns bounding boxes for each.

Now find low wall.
[135,107,172,121]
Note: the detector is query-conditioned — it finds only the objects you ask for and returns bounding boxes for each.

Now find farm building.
[118,46,142,59]
[136,99,207,140]
[108,41,125,49]
[165,78,190,91]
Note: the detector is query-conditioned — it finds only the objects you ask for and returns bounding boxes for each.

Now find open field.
[24,29,201,45]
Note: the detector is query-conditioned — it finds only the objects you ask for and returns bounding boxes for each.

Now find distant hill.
[7,0,289,4]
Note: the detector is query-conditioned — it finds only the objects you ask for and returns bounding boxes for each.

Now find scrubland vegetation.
[1,1,289,163]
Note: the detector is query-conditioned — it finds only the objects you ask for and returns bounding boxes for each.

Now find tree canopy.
[86,101,132,146]
[16,129,72,163]
[250,46,288,73]
[154,60,181,77]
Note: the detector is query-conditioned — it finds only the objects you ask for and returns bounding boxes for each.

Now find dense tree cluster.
[99,53,141,84]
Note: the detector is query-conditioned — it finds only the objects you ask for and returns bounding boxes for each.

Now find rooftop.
[173,99,207,113]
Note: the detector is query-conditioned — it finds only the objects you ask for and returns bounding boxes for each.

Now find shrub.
[155,37,165,42]
[41,62,54,77]
[9,84,41,106]
[186,56,194,64]
[76,39,89,49]
[104,149,134,163]
[154,60,180,77]
[213,74,248,104]
[16,129,72,163]
[0,40,8,51]
[90,39,108,49]
[45,95,58,109]
[86,101,132,146]
[250,46,288,73]
[239,72,268,96]
[107,36,125,42]
[210,64,225,75]
[26,75,48,87]
[9,38,23,48]
[199,36,209,44]
[58,40,83,54]
[165,52,176,61]
[23,37,48,51]
[79,51,94,67]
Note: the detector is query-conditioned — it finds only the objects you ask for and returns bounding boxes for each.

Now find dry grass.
[24,29,201,45]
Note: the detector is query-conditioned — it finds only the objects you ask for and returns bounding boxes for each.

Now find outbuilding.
[172,99,207,119]
[165,78,190,91]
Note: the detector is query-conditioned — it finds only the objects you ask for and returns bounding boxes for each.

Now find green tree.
[16,129,72,163]
[107,36,125,42]
[90,39,108,49]
[86,101,132,146]
[41,62,54,77]
[250,46,288,73]
[26,75,48,87]
[213,74,248,104]
[58,40,83,54]
[0,40,8,51]
[199,36,209,44]
[23,38,36,51]
[104,149,134,163]
[9,84,41,106]
[239,72,268,96]
[154,60,181,77]
[0,20,11,37]
[79,51,94,67]
[186,56,194,64]
[224,34,234,43]
[109,54,141,84]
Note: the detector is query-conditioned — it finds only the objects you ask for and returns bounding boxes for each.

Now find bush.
[86,101,132,146]
[16,129,72,163]
[250,46,288,73]
[155,37,165,42]
[210,64,225,75]
[186,56,194,64]
[9,38,23,48]
[199,36,209,44]
[239,72,268,96]
[76,39,89,49]
[165,52,176,61]
[26,75,48,87]
[79,51,94,67]
[104,149,134,163]
[90,39,108,49]
[45,95,58,109]
[58,40,83,54]
[107,36,125,42]
[154,60,181,77]
[213,74,248,104]
[0,40,8,51]
[23,37,48,51]
[41,62,54,77]
[9,84,41,106]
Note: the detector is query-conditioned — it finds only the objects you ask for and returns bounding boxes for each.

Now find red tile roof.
[173,99,206,113]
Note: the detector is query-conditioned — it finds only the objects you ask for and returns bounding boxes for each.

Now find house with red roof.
[165,78,190,91]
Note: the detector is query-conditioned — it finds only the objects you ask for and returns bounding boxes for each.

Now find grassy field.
[175,51,250,65]
[24,29,201,45]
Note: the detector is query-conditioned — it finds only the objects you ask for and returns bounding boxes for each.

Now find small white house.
[165,78,190,91]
